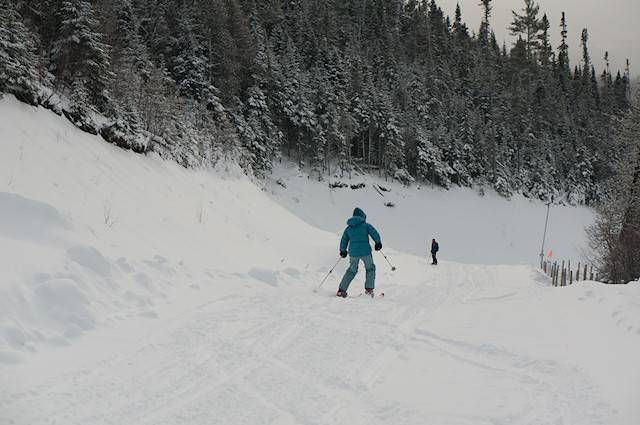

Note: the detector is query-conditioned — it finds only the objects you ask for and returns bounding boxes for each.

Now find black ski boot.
[364,288,374,298]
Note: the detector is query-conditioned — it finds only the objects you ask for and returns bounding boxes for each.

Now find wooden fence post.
[543,259,601,287]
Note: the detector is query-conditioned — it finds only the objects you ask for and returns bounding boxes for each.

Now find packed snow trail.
[3,260,632,425]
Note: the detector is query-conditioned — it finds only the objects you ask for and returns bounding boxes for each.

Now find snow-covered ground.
[1,95,639,425]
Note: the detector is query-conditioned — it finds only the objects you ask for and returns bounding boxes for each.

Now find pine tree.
[555,12,570,93]
[580,28,590,72]
[172,3,212,104]
[50,0,113,121]
[478,0,492,45]
[198,0,256,104]
[613,71,630,111]
[234,5,281,175]
[0,0,40,103]
[509,0,542,61]
[95,0,149,139]
[537,14,552,67]
[600,52,614,115]
[509,0,542,117]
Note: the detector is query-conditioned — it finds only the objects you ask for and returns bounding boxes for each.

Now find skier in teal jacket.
[337,207,382,297]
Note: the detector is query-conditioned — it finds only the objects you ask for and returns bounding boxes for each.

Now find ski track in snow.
[408,270,605,424]
[2,262,618,425]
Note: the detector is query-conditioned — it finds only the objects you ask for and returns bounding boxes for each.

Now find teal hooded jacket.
[340,208,381,257]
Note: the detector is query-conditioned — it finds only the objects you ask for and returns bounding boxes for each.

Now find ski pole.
[317,257,343,288]
[379,250,396,271]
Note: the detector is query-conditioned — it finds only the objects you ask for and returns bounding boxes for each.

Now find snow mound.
[0,192,74,244]
[248,267,279,287]
[67,245,112,277]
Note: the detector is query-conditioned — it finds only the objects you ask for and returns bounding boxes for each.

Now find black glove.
[375,242,382,251]
[340,251,347,258]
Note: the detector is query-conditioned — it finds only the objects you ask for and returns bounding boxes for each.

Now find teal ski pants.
[339,254,375,291]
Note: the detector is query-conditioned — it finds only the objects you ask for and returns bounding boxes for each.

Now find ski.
[347,292,384,298]
[341,292,384,298]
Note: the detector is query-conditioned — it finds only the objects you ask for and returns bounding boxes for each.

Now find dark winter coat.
[340,208,381,258]
[431,241,439,254]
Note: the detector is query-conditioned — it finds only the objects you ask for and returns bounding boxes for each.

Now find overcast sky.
[435,0,638,77]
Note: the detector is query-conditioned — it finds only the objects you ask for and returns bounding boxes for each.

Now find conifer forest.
[0,0,637,206]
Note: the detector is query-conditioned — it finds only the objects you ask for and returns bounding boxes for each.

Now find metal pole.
[317,257,342,288]
[540,201,551,268]
[379,250,396,271]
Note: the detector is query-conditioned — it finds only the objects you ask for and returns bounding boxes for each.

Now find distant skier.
[336,207,382,298]
[431,238,439,265]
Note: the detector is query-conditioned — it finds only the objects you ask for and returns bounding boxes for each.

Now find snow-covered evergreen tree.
[50,0,113,127]
[0,0,39,103]
[54,1,109,92]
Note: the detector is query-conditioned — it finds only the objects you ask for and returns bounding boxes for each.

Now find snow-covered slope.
[267,161,595,265]
[1,96,639,425]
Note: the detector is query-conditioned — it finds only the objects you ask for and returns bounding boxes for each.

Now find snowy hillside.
[267,162,595,266]
[1,96,640,425]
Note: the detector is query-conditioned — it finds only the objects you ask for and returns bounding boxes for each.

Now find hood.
[352,207,366,219]
[347,207,366,226]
